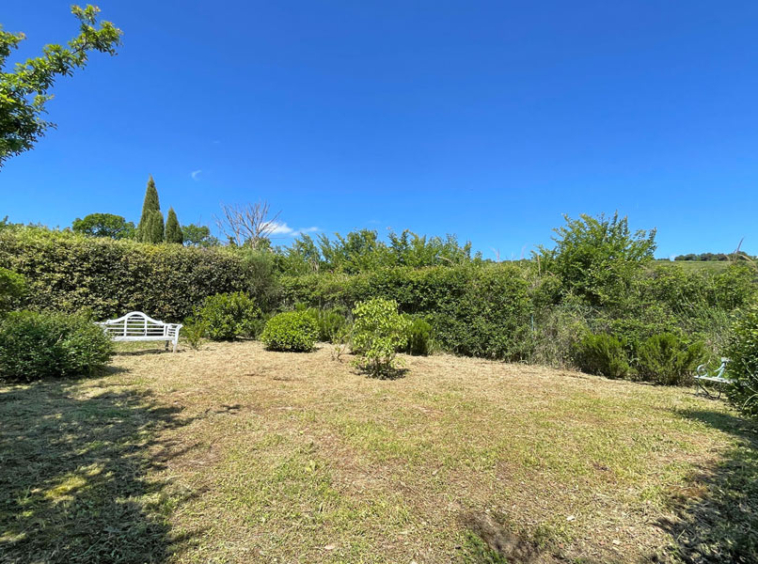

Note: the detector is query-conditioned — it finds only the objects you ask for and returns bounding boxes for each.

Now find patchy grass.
[2,341,756,563]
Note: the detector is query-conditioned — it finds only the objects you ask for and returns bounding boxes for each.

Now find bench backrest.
[97,311,176,338]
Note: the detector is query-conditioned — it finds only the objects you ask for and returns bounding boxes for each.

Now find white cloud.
[265,221,319,238]
[191,169,202,181]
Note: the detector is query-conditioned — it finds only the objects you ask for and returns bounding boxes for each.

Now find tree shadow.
[658,408,758,563]
[0,378,197,563]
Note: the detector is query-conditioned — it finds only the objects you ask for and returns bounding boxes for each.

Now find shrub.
[404,316,432,356]
[308,308,348,343]
[182,316,206,350]
[196,292,261,341]
[261,311,318,352]
[352,298,411,377]
[0,267,26,312]
[725,306,758,418]
[635,333,706,385]
[0,311,113,382]
[573,333,630,378]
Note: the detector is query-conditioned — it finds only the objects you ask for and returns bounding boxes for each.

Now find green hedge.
[0,228,245,322]
[282,264,533,360]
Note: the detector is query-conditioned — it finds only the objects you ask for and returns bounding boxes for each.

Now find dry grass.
[2,341,756,563]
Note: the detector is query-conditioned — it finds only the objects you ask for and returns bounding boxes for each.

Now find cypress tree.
[143,210,165,244]
[165,207,183,244]
[137,175,161,242]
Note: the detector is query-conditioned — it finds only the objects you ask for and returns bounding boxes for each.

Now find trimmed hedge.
[0,227,245,322]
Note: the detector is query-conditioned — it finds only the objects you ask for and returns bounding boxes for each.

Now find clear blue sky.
[2,1,757,259]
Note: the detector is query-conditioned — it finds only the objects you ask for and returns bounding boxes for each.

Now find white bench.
[97,311,182,353]
[694,357,730,398]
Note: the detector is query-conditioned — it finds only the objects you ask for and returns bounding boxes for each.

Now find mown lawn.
[1,342,756,563]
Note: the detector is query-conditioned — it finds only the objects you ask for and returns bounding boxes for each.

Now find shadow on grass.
[660,408,758,563]
[0,378,196,563]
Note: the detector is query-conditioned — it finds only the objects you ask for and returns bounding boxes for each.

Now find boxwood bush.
[0,311,113,382]
[261,311,318,352]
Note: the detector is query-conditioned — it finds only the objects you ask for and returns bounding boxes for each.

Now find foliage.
[239,248,281,311]
[306,307,348,343]
[72,213,135,239]
[182,224,219,247]
[0,266,26,312]
[537,212,656,306]
[635,333,706,386]
[0,310,113,382]
[0,5,122,167]
[181,316,206,350]
[352,298,411,377]
[0,227,246,321]
[573,333,630,379]
[261,311,318,352]
[725,306,758,418]
[137,176,161,243]
[279,229,474,275]
[404,316,432,356]
[164,208,183,244]
[195,292,260,341]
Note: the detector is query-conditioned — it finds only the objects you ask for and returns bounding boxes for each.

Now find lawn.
[1,342,756,563]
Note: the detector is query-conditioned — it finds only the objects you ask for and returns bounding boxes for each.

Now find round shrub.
[635,333,706,386]
[196,292,261,341]
[573,332,630,379]
[0,311,113,382]
[261,311,318,352]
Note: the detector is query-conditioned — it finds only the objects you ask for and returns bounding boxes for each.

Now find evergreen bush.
[573,333,630,379]
[0,311,113,382]
[261,311,318,352]
[635,333,706,385]
[196,292,261,341]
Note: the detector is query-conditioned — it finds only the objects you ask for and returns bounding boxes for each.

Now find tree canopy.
[0,5,121,167]
[72,213,135,239]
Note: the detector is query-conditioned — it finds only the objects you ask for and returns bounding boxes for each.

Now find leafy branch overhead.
[0,5,122,167]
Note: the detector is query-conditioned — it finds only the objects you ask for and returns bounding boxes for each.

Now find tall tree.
[142,210,164,244]
[136,176,160,242]
[72,213,135,239]
[165,208,183,244]
[0,5,122,167]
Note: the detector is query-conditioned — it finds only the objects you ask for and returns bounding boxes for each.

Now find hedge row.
[0,228,245,321]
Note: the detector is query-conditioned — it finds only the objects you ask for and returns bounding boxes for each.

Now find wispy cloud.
[190,169,202,181]
[265,221,319,238]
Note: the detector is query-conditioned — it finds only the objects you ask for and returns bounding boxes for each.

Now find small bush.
[182,317,206,350]
[261,311,318,352]
[635,333,706,386]
[725,305,758,418]
[0,311,113,382]
[352,298,411,377]
[308,307,348,343]
[573,332,630,378]
[196,292,261,341]
[404,316,432,356]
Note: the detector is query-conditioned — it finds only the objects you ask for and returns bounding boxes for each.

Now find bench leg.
[172,338,178,353]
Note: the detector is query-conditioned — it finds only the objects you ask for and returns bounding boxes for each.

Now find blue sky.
[2,1,757,259]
